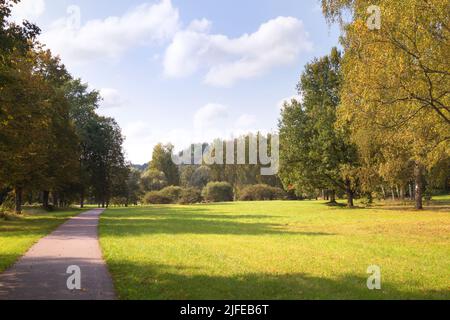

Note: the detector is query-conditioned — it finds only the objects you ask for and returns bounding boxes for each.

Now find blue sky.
[11,0,340,164]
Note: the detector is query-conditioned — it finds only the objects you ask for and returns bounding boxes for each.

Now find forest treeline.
[282,0,449,209]
[1,0,449,213]
[0,0,130,213]
[139,0,449,209]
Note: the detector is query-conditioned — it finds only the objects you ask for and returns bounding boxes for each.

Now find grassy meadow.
[99,199,450,300]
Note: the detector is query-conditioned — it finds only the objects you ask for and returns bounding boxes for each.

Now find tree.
[322,0,450,209]
[125,168,142,206]
[0,7,50,212]
[189,166,211,189]
[34,50,79,209]
[86,116,127,207]
[141,169,168,192]
[149,143,180,186]
[279,48,359,207]
[63,79,101,207]
[0,0,129,212]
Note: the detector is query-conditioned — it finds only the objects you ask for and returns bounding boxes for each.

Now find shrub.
[238,184,286,201]
[0,192,15,214]
[178,188,202,204]
[140,169,168,192]
[159,186,183,203]
[143,191,171,204]
[202,182,234,203]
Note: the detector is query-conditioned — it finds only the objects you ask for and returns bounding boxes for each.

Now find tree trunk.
[414,163,424,210]
[391,188,395,201]
[52,192,59,208]
[329,190,336,203]
[43,191,50,209]
[381,185,386,199]
[409,183,414,200]
[15,186,23,214]
[80,190,84,208]
[345,179,354,208]
[400,186,405,200]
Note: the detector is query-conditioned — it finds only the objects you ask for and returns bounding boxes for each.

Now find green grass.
[0,207,83,272]
[99,198,450,300]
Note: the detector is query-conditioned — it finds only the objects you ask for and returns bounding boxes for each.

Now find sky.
[10,0,341,164]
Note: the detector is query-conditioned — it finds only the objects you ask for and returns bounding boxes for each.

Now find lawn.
[0,207,83,273]
[99,199,450,300]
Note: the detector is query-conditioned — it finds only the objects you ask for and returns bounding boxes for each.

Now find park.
[1,198,449,299]
[0,0,449,301]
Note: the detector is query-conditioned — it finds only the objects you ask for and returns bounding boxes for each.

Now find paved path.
[0,209,116,300]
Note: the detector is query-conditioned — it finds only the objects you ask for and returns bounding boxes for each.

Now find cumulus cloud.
[99,88,125,109]
[194,103,229,130]
[41,0,180,66]
[124,104,265,163]
[9,0,45,23]
[164,16,312,87]
[236,114,257,128]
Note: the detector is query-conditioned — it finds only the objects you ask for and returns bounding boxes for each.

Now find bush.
[159,186,183,203]
[178,188,202,204]
[238,184,286,201]
[143,191,172,204]
[0,192,15,214]
[202,182,234,203]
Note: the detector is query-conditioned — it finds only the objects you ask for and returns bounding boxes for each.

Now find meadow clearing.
[98,198,450,300]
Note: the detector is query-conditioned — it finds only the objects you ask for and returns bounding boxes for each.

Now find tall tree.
[63,79,101,207]
[86,116,127,207]
[279,48,359,207]
[148,143,180,186]
[0,5,48,212]
[35,50,80,208]
[322,0,450,209]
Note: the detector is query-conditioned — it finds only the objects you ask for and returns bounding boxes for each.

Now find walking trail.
[0,209,116,300]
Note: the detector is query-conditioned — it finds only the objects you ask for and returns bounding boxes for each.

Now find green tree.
[279,48,359,207]
[141,169,168,192]
[125,168,142,206]
[86,116,127,207]
[0,6,49,212]
[149,143,180,186]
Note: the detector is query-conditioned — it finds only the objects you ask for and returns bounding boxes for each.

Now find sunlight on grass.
[99,200,450,300]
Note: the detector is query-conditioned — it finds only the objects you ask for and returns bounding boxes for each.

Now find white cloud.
[10,0,45,23]
[122,121,194,164]
[236,114,257,128]
[187,18,212,33]
[124,105,269,163]
[278,94,303,110]
[99,88,125,109]
[41,0,180,66]
[194,103,229,130]
[164,16,312,87]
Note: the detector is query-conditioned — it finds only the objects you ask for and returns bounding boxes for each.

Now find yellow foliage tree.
[322,0,450,209]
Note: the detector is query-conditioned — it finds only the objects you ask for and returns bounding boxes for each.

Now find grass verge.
[0,207,83,273]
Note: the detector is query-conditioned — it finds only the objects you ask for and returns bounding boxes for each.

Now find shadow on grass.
[107,261,450,300]
[101,206,334,237]
[0,254,23,274]
[0,216,74,234]
[373,201,450,212]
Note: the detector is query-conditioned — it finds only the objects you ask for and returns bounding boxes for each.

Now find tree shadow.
[107,261,450,300]
[101,207,335,237]
[0,255,115,300]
